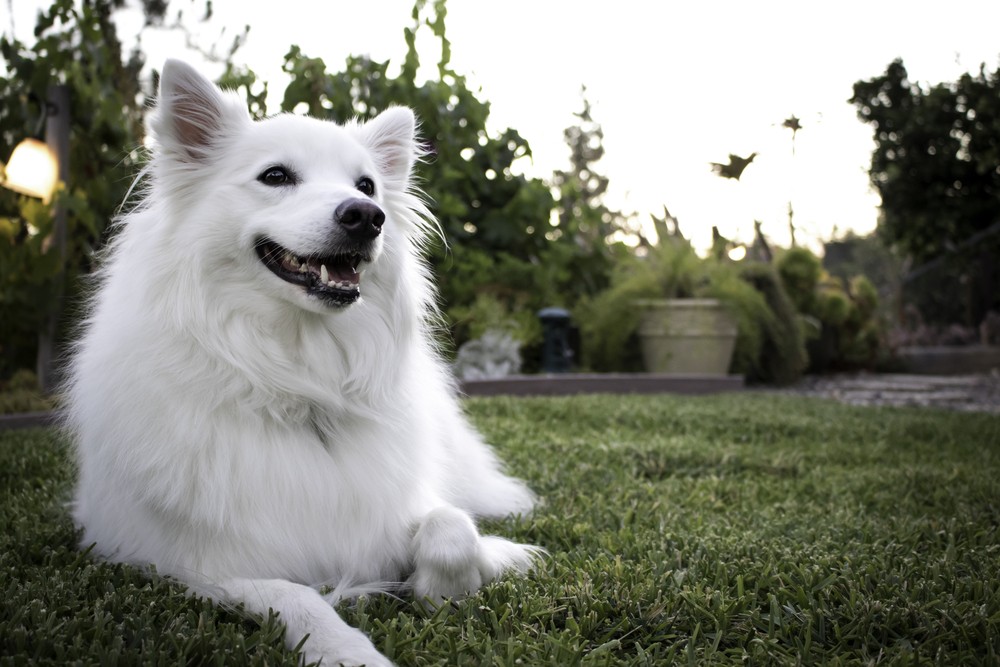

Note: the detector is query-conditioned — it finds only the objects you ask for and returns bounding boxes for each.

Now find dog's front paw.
[475,535,545,582]
[299,628,395,667]
[408,506,544,604]
[409,506,483,602]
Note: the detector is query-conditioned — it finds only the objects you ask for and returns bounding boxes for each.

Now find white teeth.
[320,264,329,283]
[298,263,307,273]
[323,278,355,289]
[285,252,300,269]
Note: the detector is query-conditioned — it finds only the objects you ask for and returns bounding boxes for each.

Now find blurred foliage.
[0,368,53,413]
[0,0,150,378]
[550,91,630,296]
[822,232,902,294]
[449,291,542,352]
[850,59,1000,263]
[776,247,884,372]
[851,59,1000,326]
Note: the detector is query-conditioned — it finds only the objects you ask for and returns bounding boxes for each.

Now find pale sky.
[7,0,1000,252]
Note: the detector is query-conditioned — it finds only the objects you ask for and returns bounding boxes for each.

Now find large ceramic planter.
[635,298,738,375]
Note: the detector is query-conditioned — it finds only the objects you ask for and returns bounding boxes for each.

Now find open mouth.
[255,238,367,306]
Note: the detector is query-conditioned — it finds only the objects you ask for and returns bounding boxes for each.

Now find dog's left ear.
[360,107,417,189]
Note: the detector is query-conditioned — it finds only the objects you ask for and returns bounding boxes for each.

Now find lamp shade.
[2,138,59,202]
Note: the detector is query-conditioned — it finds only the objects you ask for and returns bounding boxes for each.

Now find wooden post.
[36,84,70,393]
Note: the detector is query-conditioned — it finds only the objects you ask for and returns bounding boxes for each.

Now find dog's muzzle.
[254,199,384,307]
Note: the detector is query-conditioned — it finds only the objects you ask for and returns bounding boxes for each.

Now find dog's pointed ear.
[360,107,417,189]
[150,59,249,162]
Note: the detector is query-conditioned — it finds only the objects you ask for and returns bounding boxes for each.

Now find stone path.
[767,372,1000,414]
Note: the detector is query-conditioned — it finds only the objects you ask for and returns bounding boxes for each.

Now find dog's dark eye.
[355,177,375,197]
[258,166,294,187]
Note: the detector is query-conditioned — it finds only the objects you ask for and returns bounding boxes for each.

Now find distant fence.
[899,221,1000,331]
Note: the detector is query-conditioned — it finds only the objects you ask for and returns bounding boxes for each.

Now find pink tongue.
[306,258,359,285]
[332,264,359,285]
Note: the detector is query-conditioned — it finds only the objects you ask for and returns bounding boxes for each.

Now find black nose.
[335,198,385,240]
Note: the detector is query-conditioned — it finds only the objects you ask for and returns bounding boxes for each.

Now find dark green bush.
[776,248,886,372]
[734,263,808,385]
[775,246,821,314]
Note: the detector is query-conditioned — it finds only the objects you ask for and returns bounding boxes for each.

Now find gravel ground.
[762,371,1000,414]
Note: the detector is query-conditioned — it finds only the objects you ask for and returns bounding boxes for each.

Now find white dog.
[66,60,541,666]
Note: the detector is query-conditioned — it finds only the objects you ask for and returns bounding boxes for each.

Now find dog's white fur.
[66,60,540,666]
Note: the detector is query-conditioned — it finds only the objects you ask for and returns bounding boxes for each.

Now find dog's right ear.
[150,59,249,163]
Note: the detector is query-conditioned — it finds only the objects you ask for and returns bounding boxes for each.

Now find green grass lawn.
[2,393,999,665]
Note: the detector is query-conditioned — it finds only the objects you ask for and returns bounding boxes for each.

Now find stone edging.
[460,373,744,397]
[0,410,62,431]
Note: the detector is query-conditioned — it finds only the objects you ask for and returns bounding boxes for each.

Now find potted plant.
[633,297,739,374]
[578,236,783,377]
[632,238,741,374]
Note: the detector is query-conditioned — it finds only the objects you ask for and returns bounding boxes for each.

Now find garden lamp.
[2,84,71,393]
[2,136,59,202]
